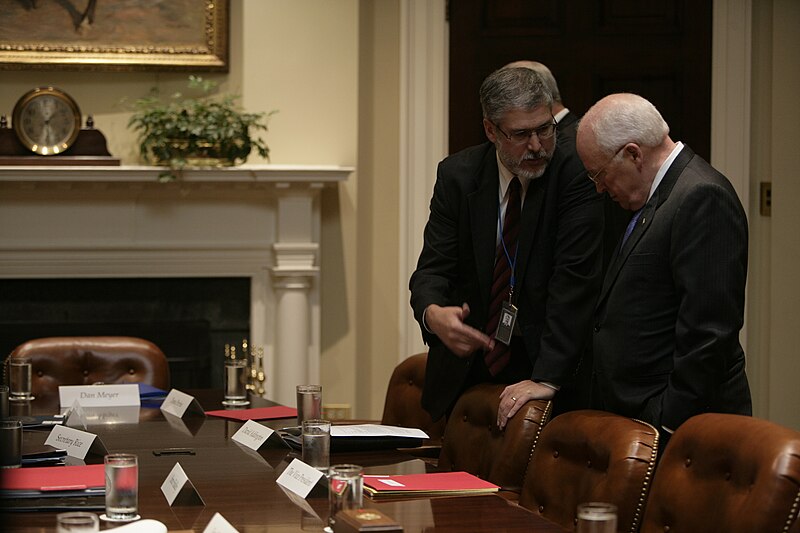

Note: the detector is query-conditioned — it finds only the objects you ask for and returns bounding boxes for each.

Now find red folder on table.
[205,406,297,421]
[363,471,499,499]
[0,464,105,497]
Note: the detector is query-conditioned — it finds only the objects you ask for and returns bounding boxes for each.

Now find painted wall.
[764,0,800,429]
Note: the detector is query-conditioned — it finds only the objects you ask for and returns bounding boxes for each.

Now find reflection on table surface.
[2,390,566,532]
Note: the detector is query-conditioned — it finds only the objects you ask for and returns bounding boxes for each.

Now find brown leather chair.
[519,410,659,532]
[640,413,800,533]
[7,336,170,403]
[380,352,445,441]
[438,382,552,493]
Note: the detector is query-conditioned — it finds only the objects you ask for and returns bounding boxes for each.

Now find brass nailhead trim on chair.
[631,418,660,533]
[783,488,800,532]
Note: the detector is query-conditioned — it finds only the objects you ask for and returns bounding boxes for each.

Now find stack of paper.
[363,471,499,499]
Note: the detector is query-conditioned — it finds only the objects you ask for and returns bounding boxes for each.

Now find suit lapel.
[598,146,695,304]
[468,151,501,310]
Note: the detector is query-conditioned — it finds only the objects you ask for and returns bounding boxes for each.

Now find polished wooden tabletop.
[2,391,567,532]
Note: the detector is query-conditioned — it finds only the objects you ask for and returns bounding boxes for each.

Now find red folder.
[363,471,499,499]
[0,464,105,492]
[205,406,297,421]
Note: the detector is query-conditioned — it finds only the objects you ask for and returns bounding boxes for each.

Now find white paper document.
[329,424,428,439]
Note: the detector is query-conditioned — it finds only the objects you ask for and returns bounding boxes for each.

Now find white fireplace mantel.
[0,164,353,406]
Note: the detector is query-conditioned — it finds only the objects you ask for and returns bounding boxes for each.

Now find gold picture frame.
[0,0,228,72]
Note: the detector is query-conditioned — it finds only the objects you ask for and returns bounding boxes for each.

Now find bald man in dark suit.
[577,93,751,443]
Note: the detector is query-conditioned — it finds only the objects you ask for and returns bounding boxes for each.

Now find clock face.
[12,87,82,156]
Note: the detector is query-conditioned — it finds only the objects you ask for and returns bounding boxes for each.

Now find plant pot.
[161,139,237,168]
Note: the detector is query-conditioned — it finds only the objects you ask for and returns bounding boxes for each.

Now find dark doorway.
[448,0,712,159]
[0,278,251,390]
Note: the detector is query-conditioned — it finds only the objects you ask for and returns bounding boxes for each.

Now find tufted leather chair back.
[640,413,800,533]
[438,383,551,492]
[519,410,659,532]
[7,336,170,402]
[380,352,445,441]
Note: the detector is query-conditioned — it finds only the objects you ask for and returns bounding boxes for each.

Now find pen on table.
[153,448,195,456]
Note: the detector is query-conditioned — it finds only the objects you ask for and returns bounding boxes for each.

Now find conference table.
[3,391,567,532]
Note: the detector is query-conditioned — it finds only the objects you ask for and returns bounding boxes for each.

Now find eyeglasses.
[587,145,625,184]
[493,117,557,145]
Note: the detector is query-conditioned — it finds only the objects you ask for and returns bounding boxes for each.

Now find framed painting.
[0,0,228,72]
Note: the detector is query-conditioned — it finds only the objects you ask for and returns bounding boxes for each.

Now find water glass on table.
[301,419,331,470]
[576,502,618,533]
[222,357,250,407]
[9,358,34,402]
[103,453,140,522]
[327,464,364,530]
[56,512,99,533]
[0,419,23,469]
[0,385,9,418]
[296,384,322,424]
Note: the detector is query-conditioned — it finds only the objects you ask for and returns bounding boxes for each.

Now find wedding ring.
[511,396,517,402]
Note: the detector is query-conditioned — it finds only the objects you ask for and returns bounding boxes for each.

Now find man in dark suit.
[409,67,604,428]
[576,93,752,442]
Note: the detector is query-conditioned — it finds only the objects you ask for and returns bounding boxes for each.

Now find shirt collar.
[647,141,684,201]
[495,152,531,202]
[553,108,570,123]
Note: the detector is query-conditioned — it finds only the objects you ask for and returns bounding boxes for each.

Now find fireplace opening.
[0,277,250,390]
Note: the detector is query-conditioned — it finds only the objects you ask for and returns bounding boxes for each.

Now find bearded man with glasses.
[410,67,604,427]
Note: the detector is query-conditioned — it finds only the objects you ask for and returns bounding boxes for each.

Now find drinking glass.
[301,419,331,470]
[0,385,9,418]
[56,512,99,533]
[296,385,322,424]
[328,464,363,530]
[222,357,250,406]
[103,453,139,522]
[0,419,23,468]
[9,358,34,401]
[576,502,618,533]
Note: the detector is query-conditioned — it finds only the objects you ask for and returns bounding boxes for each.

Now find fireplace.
[0,164,351,405]
[0,277,250,389]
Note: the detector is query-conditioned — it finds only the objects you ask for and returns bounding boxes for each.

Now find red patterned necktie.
[484,176,521,375]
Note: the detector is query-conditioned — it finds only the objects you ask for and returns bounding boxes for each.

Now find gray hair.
[479,67,553,123]
[589,93,669,154]
[503,60,562,103]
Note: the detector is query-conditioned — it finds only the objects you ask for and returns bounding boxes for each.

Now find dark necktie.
[484,176,521,376]
[619,208,644,253]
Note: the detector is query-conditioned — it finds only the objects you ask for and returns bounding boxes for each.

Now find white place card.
[276,458,326,499]
[203,512,240,533]
[160,462,205,507]
[231,420,275,451]
[45,425,107,460]
[59,384,141,408]
[160,389,205,418]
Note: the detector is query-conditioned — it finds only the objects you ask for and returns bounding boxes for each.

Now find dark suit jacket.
[410,141,604,421]
[592,145,752,431]
[556,110,579,146]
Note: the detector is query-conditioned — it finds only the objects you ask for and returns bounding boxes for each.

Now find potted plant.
[128,75,275,181]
